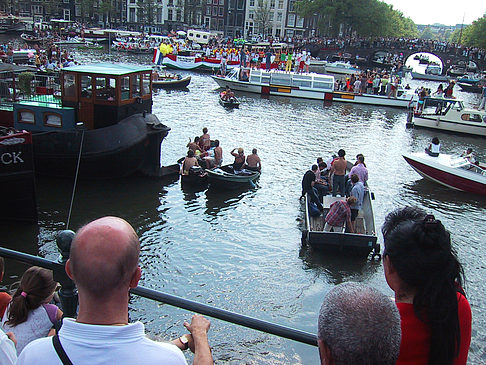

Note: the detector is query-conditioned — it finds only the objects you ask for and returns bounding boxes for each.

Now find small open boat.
[302,191,380,258]
[403,152,486,195]
[152,74,191,89]
[219,94,240,108]
[181,166,208,187]
[206,165,259,189]
[457,82,483,94]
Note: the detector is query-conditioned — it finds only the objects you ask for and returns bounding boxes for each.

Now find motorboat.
[219,93,240,108]
[0,127,37,222]
[457,82,483,94]
[206,165,260,189]
[406,97,486,136]
[212,68,416,108]
[3,63,171,178]
[151,67,191,89]
[411,65,450,82]
[302,191,380,258]
[324,61,361,76]
[403,152,486,195]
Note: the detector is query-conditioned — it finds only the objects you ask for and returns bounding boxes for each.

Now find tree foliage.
[254,0,272,37]
[295,0,418,38]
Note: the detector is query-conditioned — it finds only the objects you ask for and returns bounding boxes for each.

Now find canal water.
[1,47,486,364]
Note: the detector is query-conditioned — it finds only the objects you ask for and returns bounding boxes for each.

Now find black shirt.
[302,170,316,192]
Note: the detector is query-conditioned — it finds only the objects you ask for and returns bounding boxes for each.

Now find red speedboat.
[403,152,486,195]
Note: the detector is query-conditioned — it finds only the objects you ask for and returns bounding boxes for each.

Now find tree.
[184,0,203,26]
[99,0,114,27]
[254,0,271,37]
[419,26,436,40]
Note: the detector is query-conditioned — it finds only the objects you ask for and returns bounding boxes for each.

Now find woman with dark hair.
[382,206,471,365]
[425,137,440,157]
[1,266,62,354]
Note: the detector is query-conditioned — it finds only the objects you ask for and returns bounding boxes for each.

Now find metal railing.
[0,230,318,347]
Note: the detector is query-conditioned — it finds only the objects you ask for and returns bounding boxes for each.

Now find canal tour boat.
[406,97,486,137]
[211,68,415,108]
[302,192,380,258]
[403,152,486,195]
[6,63,171,179]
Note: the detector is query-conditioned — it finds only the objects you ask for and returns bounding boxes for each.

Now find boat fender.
[301,230,308,246]
[436,116,440,126]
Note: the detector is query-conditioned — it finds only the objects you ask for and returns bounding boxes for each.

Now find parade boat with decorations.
[406,97,486,136]
[0,63,171,179]
[212,68,415,108]
[0,127,37,222]
[161,52,240,71]
[403,152,486,195]
[302,185,379,258]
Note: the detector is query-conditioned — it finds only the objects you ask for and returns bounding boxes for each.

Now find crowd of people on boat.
[181,127,261,176]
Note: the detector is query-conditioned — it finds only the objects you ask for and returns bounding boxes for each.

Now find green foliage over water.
[449,15,486,49]
[295,0,418,38]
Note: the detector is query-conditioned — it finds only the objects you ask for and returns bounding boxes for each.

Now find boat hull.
[152,76,191,89]
[302,192,379,258]
[457,82,482,93]
[411,72,450,82]
[410,115,486,136]
[0,130,37,222]
[206,165,259,189]
[403,153,486,195]
[211,76,413,108]
[32,113,170,179]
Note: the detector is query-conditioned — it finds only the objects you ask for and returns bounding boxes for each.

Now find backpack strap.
[52,334,73,365]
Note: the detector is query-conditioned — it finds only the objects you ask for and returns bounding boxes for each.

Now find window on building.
[157,8,162,22]
[276,12,282,21]
[237,0,243,10]
[288,0,294,11]
[270,0,275,8]
[212,6,217,15]
[176,9,181,21]
[249,0,254,6]
[219,0,224,5]
[296,15,304,27]
[236,13,243,25]
[213,0,218,5]
[287,13,295,27]
[249,11,253,19]
[218,6,223,16]
[206,7,211,15]
[168,9,173,20]
[31,5,43,14]
[275,28,280,37]
[63,8,70,20]
[168,0,173,5]
[269,12,273,20]
[278,0,283,8]
[129,8,135,22]
[218,18,224,30]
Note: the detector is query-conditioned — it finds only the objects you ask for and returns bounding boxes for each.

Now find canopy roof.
[62,63,151,76]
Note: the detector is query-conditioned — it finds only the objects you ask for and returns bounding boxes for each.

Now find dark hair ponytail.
[382,208,465,365]
[6,266,57,327]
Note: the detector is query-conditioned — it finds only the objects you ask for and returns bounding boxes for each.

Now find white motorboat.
[211,68,415,108]
[403,152,486,195]
[324,61,361,75]
[411,64,450,82]
[406,97,486,136]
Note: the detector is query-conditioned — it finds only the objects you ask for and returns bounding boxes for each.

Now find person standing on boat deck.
[16,217,214,365]
[349,174,364,232]
[324,196,356,233]
[265,48,272,71]
[479,84,486,110]
[330,149,347,197]
[425,137,440,157]
[182,150,199,175]
[285,51,293,72]
[199,127,211,151]
[231,148,245,171]
[213,140,223,167]
[349,155,368,184]
[301,165,324,213]
[317,282,401,365]
[246,148,261,172]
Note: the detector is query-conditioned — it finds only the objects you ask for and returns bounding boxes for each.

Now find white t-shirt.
[0,328,16,365]
[17,318,187,365]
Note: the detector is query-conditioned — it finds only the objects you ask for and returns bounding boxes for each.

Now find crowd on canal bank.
[0,204,472,364]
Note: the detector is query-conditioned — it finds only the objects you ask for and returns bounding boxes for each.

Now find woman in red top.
[382,207,471,365]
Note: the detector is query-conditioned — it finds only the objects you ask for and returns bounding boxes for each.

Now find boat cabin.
[13,63,153,132]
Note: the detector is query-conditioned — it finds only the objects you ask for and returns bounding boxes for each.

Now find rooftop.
[62,63,152,76]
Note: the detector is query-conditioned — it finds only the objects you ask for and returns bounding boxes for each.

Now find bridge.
[311,44,486,73]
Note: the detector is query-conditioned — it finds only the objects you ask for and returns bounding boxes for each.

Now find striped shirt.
[325,200,351,227]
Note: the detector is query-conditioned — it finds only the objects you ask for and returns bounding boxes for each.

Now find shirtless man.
[213,140,222,167]
[231,148,245,171]
[199,128,211,151]
[246,148,261,172]
[330,149,347,197]
[187,137,202,153]
[181,150,199,175]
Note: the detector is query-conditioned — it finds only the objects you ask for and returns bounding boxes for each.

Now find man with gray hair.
[317,282,401,365]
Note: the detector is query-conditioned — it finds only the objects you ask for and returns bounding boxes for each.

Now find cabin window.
[63,74,76,98]
[141,73,151,96]
[95,77,115,101]
[18,110,35,124]
[43,112,62,127]
[131,75,141,97]
[80,75,92,98]
[292,79,311,88]
[313,81,333,90]
[121,76,130,100]
[461,113,482,122]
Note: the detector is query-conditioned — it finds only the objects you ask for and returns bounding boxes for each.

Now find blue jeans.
[332,175,345,197]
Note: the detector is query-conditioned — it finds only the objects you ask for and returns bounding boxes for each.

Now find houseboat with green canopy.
[8,63,170,179]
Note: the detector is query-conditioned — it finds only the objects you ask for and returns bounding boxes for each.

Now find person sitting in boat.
[199,127,211,151]
[231,147,245,171]
[221,86,235,101]
[246,148,261,172]
[181,149,199,175]
[300,165,324,213]
[444,81,455,98]
[461,148,476,165]
[425,137,440,157]
[324,196,356,233]
[187,136,202,154]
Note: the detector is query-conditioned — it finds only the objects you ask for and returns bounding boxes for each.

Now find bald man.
[17,217,213,365]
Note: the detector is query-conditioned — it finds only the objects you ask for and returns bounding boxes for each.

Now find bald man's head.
[69,217,140,298]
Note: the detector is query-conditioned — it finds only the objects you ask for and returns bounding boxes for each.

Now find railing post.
[54,230,78,318]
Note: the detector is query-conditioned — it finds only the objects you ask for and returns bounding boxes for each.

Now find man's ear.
[65,259,74,280]
[318,338,334,365]
[129,266,142,288]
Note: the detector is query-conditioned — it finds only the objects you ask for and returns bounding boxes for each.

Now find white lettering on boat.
[0,151,23,164]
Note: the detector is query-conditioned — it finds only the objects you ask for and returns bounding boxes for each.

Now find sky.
[381,0,485,26]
